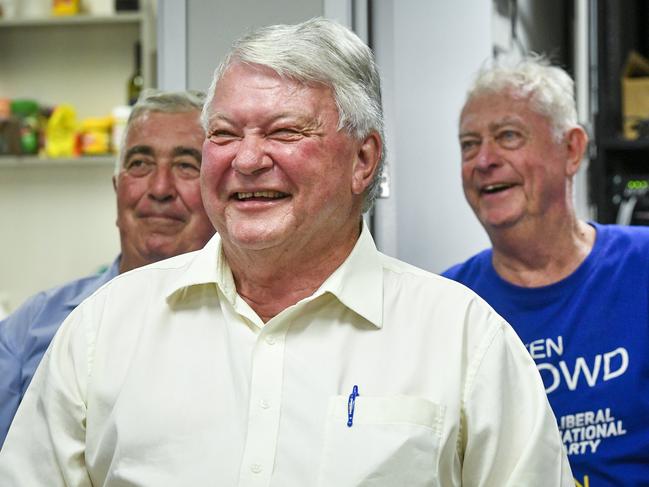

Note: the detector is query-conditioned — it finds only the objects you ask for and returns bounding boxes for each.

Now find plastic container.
[111,105,131,154]
[82,0,113,15]
[45,104,78,158]
[52,0,79,16]
[79,116,112,155]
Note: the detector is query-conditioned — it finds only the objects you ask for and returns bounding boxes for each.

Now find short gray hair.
[202,17,385,213]
[465,55,578,141]
[115,89,206,175]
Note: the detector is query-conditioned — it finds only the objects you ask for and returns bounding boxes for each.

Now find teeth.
[484,183,513,193]
[236,191,287,200]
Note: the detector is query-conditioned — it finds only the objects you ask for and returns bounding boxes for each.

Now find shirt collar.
[165,224,383,328]
[313,223,383,328]
[65,255,121,308]
[165,233,226,305]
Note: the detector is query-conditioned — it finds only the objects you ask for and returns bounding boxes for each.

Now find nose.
[231,135,272,175]
[474,138,500,171]
[148,165,176,202]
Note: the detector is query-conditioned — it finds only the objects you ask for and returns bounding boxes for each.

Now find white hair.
[465,55,578,141]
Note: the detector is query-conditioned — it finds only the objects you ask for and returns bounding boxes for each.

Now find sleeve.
[460,314,574,486]
[0,293,47,447]
[0,302,93,487]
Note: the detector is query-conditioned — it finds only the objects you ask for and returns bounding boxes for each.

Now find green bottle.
[127,41,144,106]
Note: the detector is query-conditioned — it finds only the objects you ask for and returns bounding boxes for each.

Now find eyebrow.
[124,145,201,161]
[172,147,202,162]
[458,130,480,139]
[208,112,234,126]
[209,111,314,128]
[124,145,154,161]
[459,118,526,138]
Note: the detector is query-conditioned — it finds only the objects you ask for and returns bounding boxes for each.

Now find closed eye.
[208,130,240,144]
[268,128,304,141]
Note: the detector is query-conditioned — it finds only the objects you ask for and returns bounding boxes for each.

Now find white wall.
[0,164,119,312]
[372,0,491,272]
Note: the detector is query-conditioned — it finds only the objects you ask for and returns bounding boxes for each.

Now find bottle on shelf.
[127,41,144,105]
[115,0,139,11]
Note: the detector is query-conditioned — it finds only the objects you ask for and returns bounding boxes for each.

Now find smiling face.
[459,91,574,233]
[114,110,215,273]
[201,62,379,261]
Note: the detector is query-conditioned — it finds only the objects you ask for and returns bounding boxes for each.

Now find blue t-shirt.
[0,257,120,447]
[443,223,649,486]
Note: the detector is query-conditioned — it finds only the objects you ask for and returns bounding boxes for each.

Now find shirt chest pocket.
[317,395,445,487]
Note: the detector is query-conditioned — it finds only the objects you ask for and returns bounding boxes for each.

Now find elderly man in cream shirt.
[0,18,572,487]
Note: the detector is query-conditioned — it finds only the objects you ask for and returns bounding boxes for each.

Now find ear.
[564,126,588,177]
[112,175,118,192]
[351,131,382,195]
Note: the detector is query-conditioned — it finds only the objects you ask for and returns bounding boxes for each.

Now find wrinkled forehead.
[129,110,202,136]
[459,90,540,129]
[130,109,201,129]
[123,111,205,159]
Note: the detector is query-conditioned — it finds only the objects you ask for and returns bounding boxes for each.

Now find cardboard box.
[622,51,649,139]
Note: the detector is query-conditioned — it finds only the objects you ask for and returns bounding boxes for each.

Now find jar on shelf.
[0,98,21,155]
[10,99,40,155]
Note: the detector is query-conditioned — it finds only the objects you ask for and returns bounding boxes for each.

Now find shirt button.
[265,335,276,345]
[250,463,262,474]
[259,399,270,409]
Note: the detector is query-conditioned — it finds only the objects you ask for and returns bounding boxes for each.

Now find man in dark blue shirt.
[443,56,649,486]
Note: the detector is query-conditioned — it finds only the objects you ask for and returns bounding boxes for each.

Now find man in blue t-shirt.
[443,56,649,486]
[0,90,216,447]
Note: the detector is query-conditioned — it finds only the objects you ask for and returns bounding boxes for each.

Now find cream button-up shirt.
[0,226,573,486]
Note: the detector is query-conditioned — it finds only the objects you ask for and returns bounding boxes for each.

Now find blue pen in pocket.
[347,385,359,427]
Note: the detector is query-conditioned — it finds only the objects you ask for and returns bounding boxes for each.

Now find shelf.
[0,155,116,168]
[0,12,141,28]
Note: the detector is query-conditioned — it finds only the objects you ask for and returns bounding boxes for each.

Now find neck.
[119,254,142,274]
[225,220,362,323]
[489,214,595,287]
